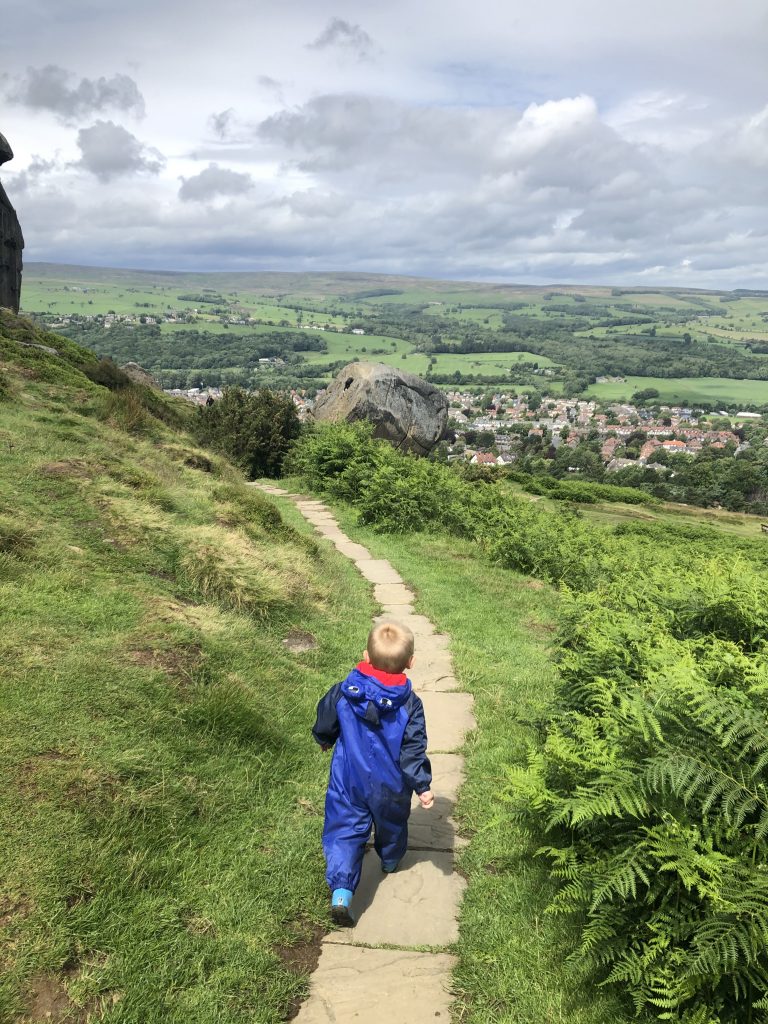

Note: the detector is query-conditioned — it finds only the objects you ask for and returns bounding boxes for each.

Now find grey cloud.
[209,108,236,139]
[178,163,254,201]
[306,18,374,60]
[257,75,285,101]
[4,154,57,194]
[76,121,164,181]
[7,65,145,122]
[257,92,647,196]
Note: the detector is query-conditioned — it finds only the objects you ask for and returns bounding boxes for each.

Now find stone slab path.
[252,484,476,1023]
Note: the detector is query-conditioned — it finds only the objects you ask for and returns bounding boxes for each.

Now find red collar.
[356,661,407,687]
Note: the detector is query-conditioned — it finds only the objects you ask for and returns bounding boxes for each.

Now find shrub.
[82,358,131,390]
[197,387,301,479]
[99,386,153,434]
[507,564,768,1023]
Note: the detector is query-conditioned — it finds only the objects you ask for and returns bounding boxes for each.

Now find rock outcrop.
[312,362,448,456]
[120,362,159,388]
[0,133,24,314]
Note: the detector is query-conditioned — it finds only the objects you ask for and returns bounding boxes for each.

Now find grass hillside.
[0,311,376,1023]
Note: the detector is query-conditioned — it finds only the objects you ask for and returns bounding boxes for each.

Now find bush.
[506,562,768,1023]
[82,358,131,390]
[197,387,301,479]
[99,386,153,434]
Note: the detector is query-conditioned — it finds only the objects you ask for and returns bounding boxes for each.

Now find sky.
[2,0,768,287]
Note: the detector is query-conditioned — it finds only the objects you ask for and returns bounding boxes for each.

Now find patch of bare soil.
[19,960,120,1024]
[275,919,326,1021]
[282,630,318,653]
[128,642,204,684]
[40,459,100,479]
[19,968,79,1024]
[15,751,75,799]
[522,579,545,590]
[0,895,31,929]
[64,769,119,809]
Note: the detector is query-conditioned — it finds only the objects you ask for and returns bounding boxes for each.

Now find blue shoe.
[381,860,400,874]
[330,888,354,927]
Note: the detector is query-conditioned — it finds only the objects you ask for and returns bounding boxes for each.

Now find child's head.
[365,621,415,674]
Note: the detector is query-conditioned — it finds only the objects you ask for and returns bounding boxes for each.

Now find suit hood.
[340,668,412,726]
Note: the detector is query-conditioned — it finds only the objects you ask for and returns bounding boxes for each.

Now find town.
[166,383,762,474]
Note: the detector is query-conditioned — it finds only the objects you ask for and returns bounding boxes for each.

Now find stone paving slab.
[409,754,467,851]
[417,673,461,693]
[414,654,458,692]
[421,691,475,753]
[304,514,339,526]
[376,612,438,638]
[293,945,457,1023]
[324,850,463,947]
[354,559,404,585]
[373,582,415,605]
[316,526,349,542]
[334,541,373,561]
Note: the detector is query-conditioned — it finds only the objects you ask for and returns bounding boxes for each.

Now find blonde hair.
[366,621,415,673]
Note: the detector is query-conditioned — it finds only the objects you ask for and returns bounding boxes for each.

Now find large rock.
[312,362,448,456]
[0,133,23,314]
[120,362,159,388]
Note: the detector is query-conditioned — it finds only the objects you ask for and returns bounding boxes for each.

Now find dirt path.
[254,484,476,1023]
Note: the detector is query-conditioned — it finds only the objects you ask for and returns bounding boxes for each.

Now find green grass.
[586,374,768,405]
[276,479,638,1023]
[0,317,378,1023]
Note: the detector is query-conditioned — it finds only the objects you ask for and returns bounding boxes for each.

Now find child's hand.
[418,790,434,809]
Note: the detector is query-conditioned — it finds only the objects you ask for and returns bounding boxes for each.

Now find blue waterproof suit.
[312,664,432,893]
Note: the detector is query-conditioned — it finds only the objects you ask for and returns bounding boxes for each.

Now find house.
[601,437,621,461]
[470,453,500,465]
[607,458,638,472]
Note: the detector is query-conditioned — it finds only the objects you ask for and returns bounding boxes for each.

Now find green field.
[19,264,768,398]
[586,375,768,405]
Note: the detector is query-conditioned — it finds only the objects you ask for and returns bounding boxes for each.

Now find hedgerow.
[287,423,768,1022]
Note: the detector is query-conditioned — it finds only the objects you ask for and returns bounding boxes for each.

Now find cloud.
[178,162,254,201]
[257,75,285,101]
[208,108,235,139]
[6,65,145,122]
[4,154,57,194]
[76,121,164,181]
[256,92,644,195]
[306,18,374,61]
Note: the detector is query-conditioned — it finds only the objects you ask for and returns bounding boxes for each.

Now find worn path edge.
[252,484,476,1024]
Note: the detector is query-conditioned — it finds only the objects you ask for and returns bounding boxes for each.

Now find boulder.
[0,132,24,314]
[120,362,159,388]
[312,362,448,456]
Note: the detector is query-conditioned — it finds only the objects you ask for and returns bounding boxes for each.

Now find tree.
[527,391,542,412]
[197,387,301,479]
